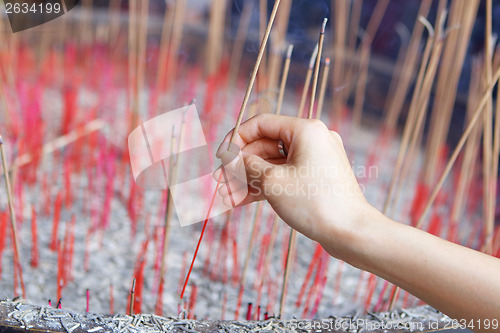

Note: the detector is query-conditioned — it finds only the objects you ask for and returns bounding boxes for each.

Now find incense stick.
[156,1,175,96]
[158,117,186,306]
[383,16,439,213]
[258,0,269,94]
[275,45,294,116]
[281,24,327,315]
[482,0,494,253]
[450,58,482,232]
[229,0,282,144]
[316,58,331,120]
[384,0,433,132]
[308,19,328,119]
[228,0,254,87]
[388,47,500,313]
[423,0,480,186]
[491,49,500,252]
[136,0,149,117]
[352,36,371,129]
[129,278,136,315]
[331,0,348,123]
[297,45,319,119]
[0,136,25,298]
[0,120,105,176]
[417,66,500,230]
[165,0,186,96]
[128,0,139,128]
[206,0,228,75]
[181,0,282,300]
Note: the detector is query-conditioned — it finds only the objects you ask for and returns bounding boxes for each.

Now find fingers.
[218,183,265,208]
[218,182,250,208]
[216,141,242,158]
[213,150,248,185]
[238,114,302,144]
[242,138,285,160]
[217,114,304,156]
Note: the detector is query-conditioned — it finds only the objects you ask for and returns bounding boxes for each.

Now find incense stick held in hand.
[180,0,282,300]
[281,19,328,317]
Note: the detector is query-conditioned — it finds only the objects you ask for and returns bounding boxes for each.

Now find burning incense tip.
[325,57,331,66]
[321,18,328,33]
[0,136,3,145]
[286,44,294,59]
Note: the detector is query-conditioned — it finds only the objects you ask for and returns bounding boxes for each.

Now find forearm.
[324,207,500,330]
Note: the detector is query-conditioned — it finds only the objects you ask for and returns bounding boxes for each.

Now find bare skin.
[214,114,500,332]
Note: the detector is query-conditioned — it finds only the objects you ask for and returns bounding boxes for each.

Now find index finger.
[217,114,303,157]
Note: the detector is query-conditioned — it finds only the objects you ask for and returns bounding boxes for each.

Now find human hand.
[214,114,376,257]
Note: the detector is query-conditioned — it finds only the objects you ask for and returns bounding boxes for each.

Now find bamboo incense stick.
[129,278,136,315]
[1,120,106,176]
[482,0,494,253]
[384,12,450,310]
[491,49,500,251]
[344,0,363,90]
[181,0,282,300]
[233,205,263,319]
[316,58,331,121]
[352,36,371,129]
[108,0,122,48]
[240,203,264,287]
[273,0,293,63]
[281,25,327,315]
[275,45,294,116]
[156,2,175,96]
[388,51,499,313]
[157,129,179,300]
[136,0,149,117]
[331,0,348,123]
[229,0,282,144]
[254,48,296,307]
[206,0,228,75]
[266,0,293,101]
[258,0,269,94]
[415,66,500,230]
[297,45,319,119]
[308,19,328,119]
[383,16,438,213]
[423,0,480,186]
[383,0,433,132]
[279,227,297,317]
[165,0,186,97]
[450,58,482,230]
[228,0,254,88]
[0,135,25,298]
[157,105,189,303]
[128,0,139,128]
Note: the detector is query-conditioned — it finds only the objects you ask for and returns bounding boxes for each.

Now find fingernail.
[217,142,241,158]
[220,151,239,166]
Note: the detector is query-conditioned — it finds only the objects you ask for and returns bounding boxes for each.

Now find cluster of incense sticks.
[0,0,499,321]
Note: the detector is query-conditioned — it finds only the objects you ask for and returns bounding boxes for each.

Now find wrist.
[320,202,391,269]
